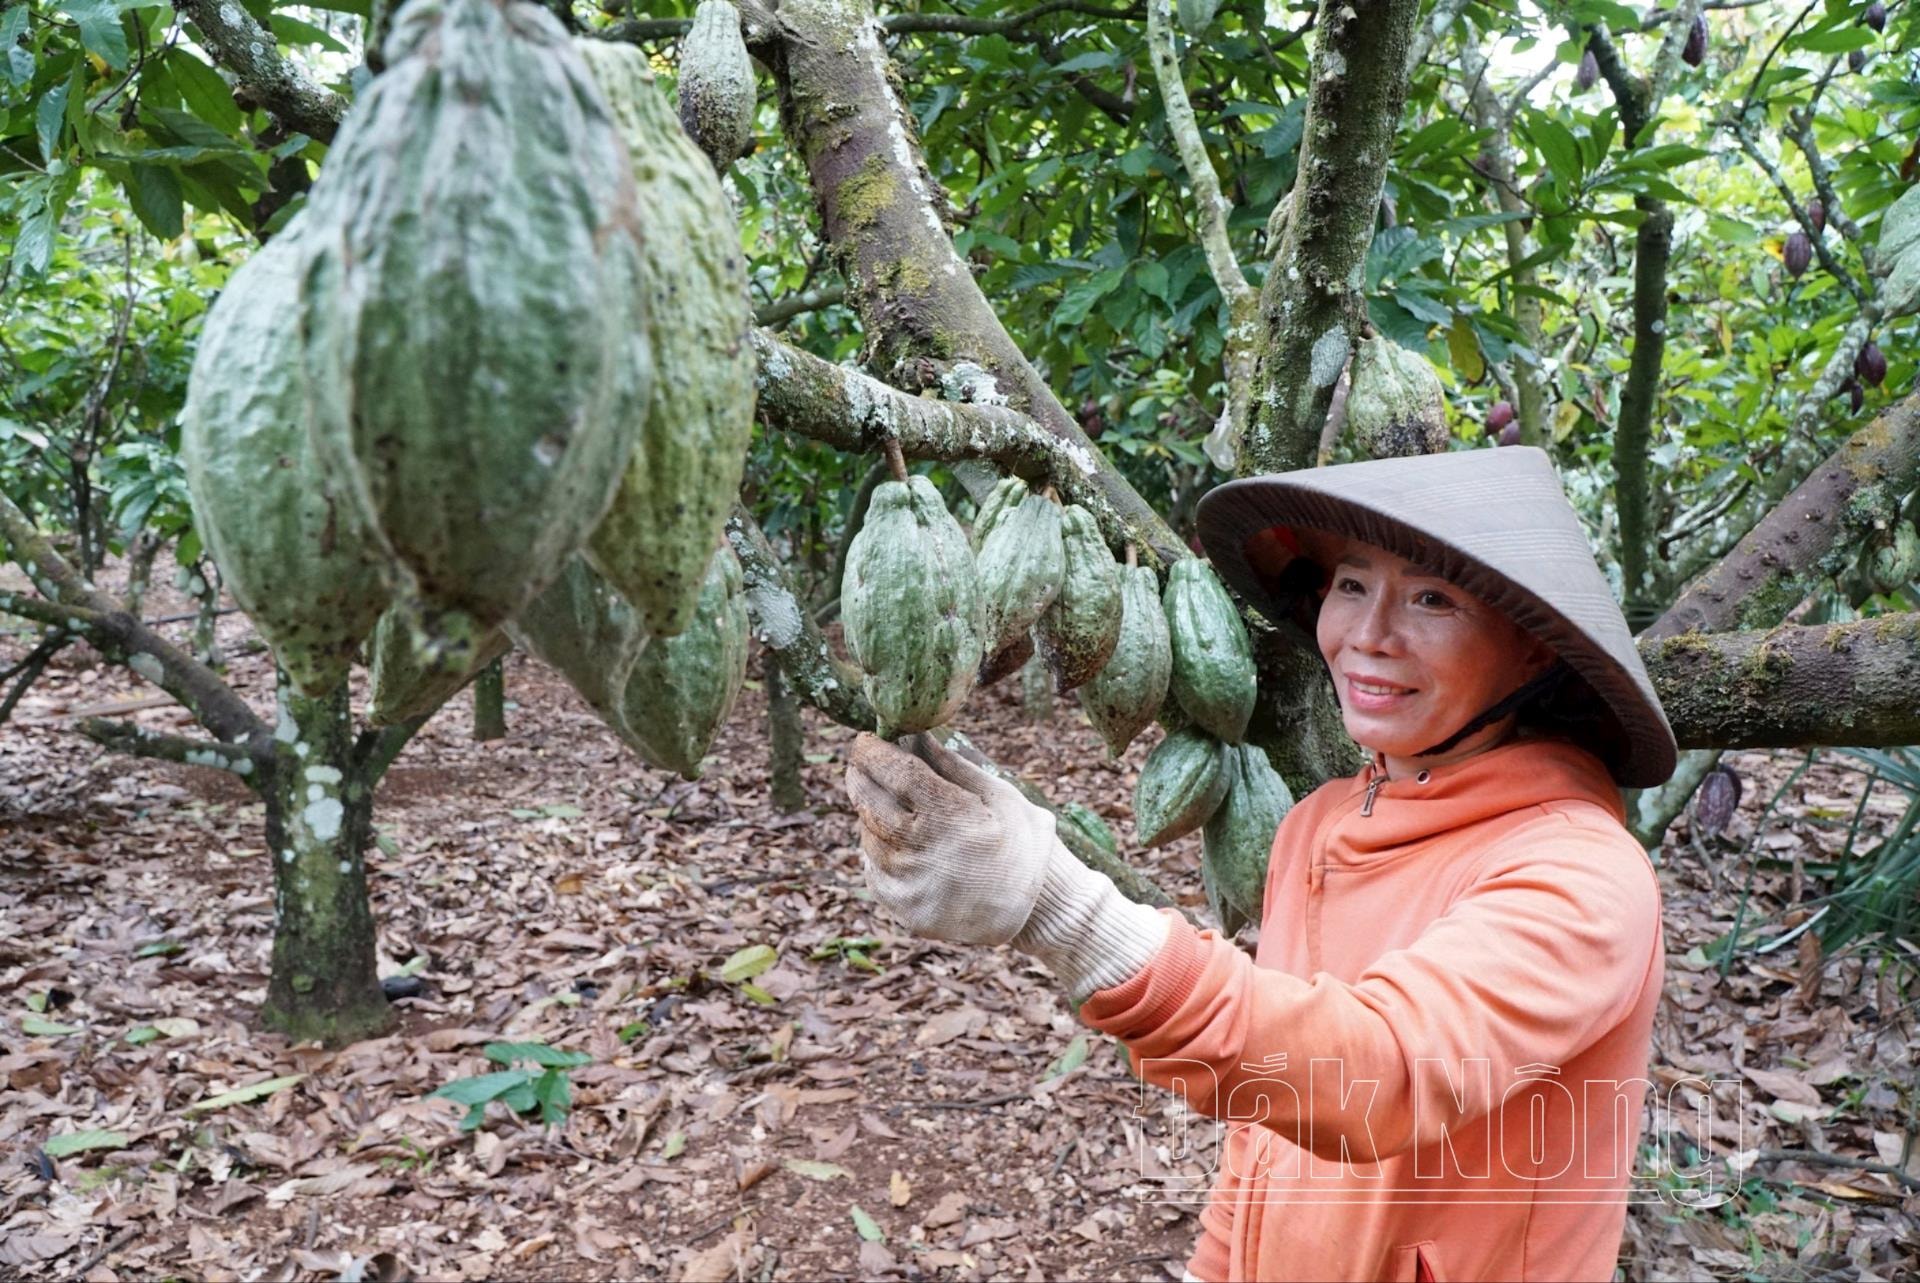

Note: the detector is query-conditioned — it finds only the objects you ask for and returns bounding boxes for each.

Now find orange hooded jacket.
[1080,736,1665,1282]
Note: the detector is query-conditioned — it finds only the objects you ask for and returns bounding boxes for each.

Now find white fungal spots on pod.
[1309,326,1351,389]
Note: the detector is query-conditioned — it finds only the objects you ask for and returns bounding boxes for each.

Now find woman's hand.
[844,732,1055,945]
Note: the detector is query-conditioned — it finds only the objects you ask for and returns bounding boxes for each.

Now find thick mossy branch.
[751,330,1172,563]
[1648,393,1920,639]
[1245,0,1424,475]
[1643,615,1920,749]
[79,718,260,776]
[174,0,347,144]
[764,0,1181,566]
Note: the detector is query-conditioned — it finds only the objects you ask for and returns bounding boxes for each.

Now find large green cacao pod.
[1059,802,1118,856]
[367,609,511,727]
[297,0,649,669]
[1177,0,1223,35]
[1201,743,1294,935]
[1078,565,1172,756]
[841,476,983,737]
[576,41,756,637]
[620,544,749,779]
[1346,335,1449,458]
[505,556,649,729]
[1869,522,1919,592]
[977,494,1065,659]
[1037,504,1122,692]
[1164,559,1256,743]
[181,226,387,698]
[970,476,1029,552]
[1133,726,1230,849]
[676,0,755,170]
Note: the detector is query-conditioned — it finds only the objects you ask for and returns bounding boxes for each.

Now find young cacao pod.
[1078,564,1172,756]
[1486,400,1515,434]
[970,475,1030,552]
[840,476,984,738]
[1163,559,1257,744]
[620,544,750,779]
[1176,0,1222,36]
[1848,48,1868,72]
[1202,743,1294,936]
[677,0,755,170]
[297,0,649,671]
[1865,1,1887,33]
[1869,522,1919,593]
[1783,230,1813,277]
[976,494,1066,657]
[505,556,650,731]
[1691,763,1742,838]
[575,41,756,638]
[1847,379,1866,414]
[1856,341,1888,388]
[1497,422,1523,447]
[1807,197,1826,235]
[367,608,512,727]
[1058,802,1119,857]
[1037,505,1123,693]
[1682,14,1707,67]
[181,225,388,699]
[1345,334,1449,458]
[1575,48,1599,91]
[1134,727,1231,849]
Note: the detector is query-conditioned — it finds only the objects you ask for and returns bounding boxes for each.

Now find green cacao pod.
[1059,802,1118,856]
[1869,522,1919,593]
[1177,0,1222,35]
[1346,335,1449,458]
[367,608,511,727]
[181,225,387,698]
[841,476,984,737]
[1201,743,1294,936]
[1133,726,1231,849]
[620,544,749,779]
[505,556,649,730]
[977,494,1065,656]
[970,476,1029,552]
[1037,504,1122,693]
[677,0,755,169]
[1164,559,1257,744]
[576,40,756,637]
[298,0,649,670]
[1078,565,1172,756]
[1878,183,1920,266]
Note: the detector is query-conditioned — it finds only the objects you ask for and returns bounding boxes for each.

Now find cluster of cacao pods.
[181,3,757,775]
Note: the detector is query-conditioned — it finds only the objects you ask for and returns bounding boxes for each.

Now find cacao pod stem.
[882,438,909,484]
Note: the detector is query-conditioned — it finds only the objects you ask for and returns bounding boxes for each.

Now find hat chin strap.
[1412,660,1572,760]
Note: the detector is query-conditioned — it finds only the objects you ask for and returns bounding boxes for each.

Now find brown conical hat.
[1196,447,1677,789]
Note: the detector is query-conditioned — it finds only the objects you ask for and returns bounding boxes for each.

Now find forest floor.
[2,560,1919,1283]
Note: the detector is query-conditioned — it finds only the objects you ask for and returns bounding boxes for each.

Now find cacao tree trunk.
[471,656,507,742]
[260,678,392,1045]
[1018,651,1053,723]
[767,662,807,813]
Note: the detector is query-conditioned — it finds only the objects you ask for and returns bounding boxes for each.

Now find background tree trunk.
[471,656,507,742]
[766,663,807,813]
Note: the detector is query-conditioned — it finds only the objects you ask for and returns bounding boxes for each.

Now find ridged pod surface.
[576,40,756,636]
[182,227,388,698]
[1870,523,1919,593]
[1077,565,1171,756]
[505,557,649,730]
[977,494,1065,657]
[298,0,649,669]
[1346,335,1449,458]
[621,545,749,779]
[970,476,1029,552]
[1133,726,1230,848]
[841,476,983,737]
[367,609,511,727]
[676,0,755,169]
[1176,0,1222,34]
[1164,559,1256,743]
[1058,802,1118,856]
[1201,743,1293,935]
[1037,505,1122,692]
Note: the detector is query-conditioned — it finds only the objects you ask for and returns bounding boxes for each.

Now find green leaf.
[430,1070,531,1107]
[22,1016,81,1037]
[165,49,241,134]
[738,982,776,1006]
[37,77,71,162]
[1527,114,1584,188]
[135,938,183,958]
[483,1041,591,1069]
[783,1158,852,1180]
[1044,1034,1090,1081]
[850,1205,886,1242]
[126,164,184,240]
[183,1074,305,1114]
[57,0,136,70]
[661,1130,686,1159]
[720,944,778,984]
[268,13,348,52]
[1797,27,1875,54]
[124,1026,161,1046]
[45,1129,129,1157]
[531,1068,572,1125]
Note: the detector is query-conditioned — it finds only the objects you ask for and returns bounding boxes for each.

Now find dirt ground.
[2,562,1918,1281]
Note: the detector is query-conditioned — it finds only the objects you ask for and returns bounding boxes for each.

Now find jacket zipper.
[1360,772,1384,817]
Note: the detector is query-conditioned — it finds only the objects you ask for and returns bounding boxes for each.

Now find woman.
[846,447,1676,1282]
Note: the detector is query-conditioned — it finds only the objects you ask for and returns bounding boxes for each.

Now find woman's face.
[1313,538,1555,773]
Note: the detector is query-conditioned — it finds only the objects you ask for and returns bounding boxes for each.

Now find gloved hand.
[845,732,1171,1004]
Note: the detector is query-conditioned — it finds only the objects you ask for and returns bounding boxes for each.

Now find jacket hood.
[1328,734,1628,862]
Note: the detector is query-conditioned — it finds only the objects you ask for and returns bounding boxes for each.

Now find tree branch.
[1726,119,1866,304]
[172,0,346,145]
[885,0,1142,35]
[355,714,433,780]
[1404,0,1471,76]
[755,283,846,327]
[0,631,68,724]
[78,717,259,776]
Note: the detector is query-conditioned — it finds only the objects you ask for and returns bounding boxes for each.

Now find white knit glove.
[845,733,1170,1004]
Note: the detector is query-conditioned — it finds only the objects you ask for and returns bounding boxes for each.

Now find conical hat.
[1196,447,1677,788]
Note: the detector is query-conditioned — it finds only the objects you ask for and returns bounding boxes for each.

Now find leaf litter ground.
[1,562,1917,1281]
